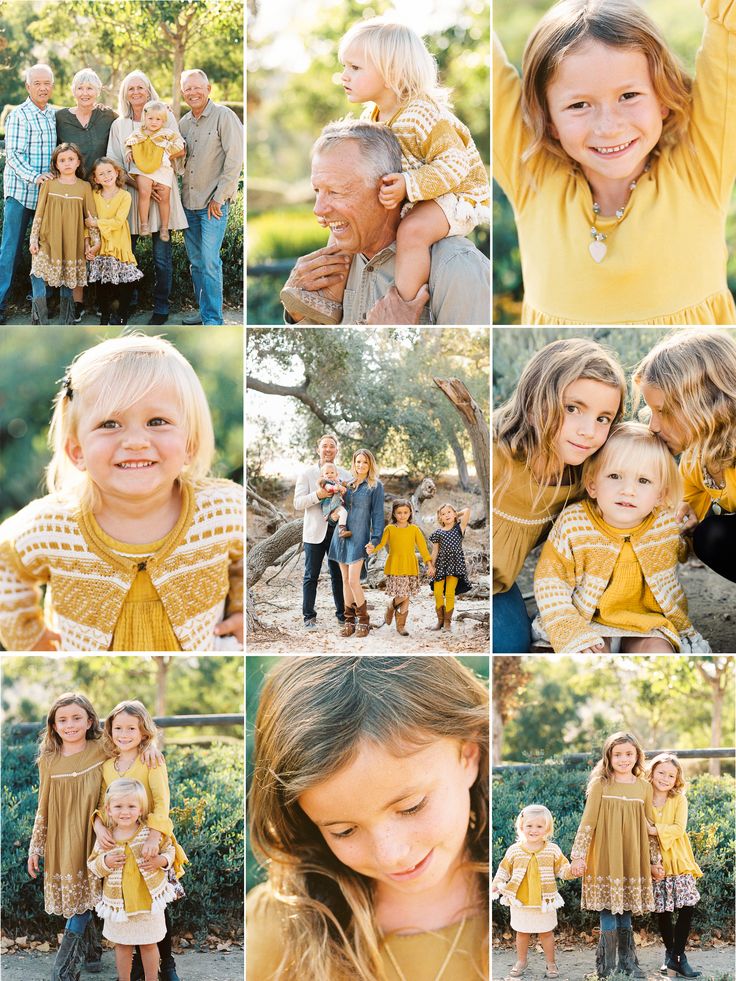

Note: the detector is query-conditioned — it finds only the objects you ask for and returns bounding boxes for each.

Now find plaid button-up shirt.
[3,97,57,210]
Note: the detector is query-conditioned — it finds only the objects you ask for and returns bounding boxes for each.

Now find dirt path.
[0,948,243,980]
[492,941,735,980]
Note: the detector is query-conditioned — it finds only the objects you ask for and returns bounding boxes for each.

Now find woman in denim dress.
[328,449,385,637]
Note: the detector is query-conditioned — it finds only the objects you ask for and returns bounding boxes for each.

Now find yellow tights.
[434,576,458,613]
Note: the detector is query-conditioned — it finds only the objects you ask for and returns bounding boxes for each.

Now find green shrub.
[1,733,244,940]
[492,766,735,939]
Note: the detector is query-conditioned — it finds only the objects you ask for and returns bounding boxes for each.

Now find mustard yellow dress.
[29,177,96,288]
[493,1,736,324]
[88,188,143,284]
[681,455,736,520]
[246,882,488,980]
[28,740,106,915]
[652,794,703,911]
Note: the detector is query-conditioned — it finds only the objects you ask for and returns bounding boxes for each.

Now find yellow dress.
[246,882,488,980]
[493,1,736,324]
[28,740,106,916]
[371,524,432,575]
[92,189,137,263]
[681,455,736,521]
[29,177,96,288]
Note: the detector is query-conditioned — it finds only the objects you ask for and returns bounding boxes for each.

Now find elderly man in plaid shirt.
[0,64,56,324]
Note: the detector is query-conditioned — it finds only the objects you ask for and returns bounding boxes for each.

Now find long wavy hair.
[633,329,736,476]
[494,338,626,508]
[645,752,686,799]
[101,699,159,759]
[351,448,380,489]
[586,731,646,795]
[249,656,489,980]
[37,692,101,761]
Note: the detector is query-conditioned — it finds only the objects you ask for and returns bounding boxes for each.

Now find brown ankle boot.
[430,605,445,630]
[443,608,454,631]
[341,603,356,637]
[384,599,399,626]
[395,603,409,636]
[354,601,370,637]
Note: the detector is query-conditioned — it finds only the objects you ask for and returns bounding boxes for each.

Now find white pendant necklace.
[588,163,650,263]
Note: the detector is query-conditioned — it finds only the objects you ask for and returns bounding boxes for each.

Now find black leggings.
[692,508,736,583]
[657,905,695,955]
[97,281,133,325]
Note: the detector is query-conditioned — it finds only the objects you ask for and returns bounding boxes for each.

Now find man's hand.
[284,244,351,296]
[207,199,223,220]
[366,284,429,324]
[150,182,163,204]
[215,612,243,645]
[35,172,53,185]
[379,172,407,209]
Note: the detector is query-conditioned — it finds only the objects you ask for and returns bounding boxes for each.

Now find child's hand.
[94,817,116,850]
[140,743,164,769]
[141,829,162,858]
[104,847,126,870]
[27,853,41,878]
[85,215,98,228]
[30,627,61,650]
[366,543,375,554]
[85,246,98,260]
[29,241,40,256]
[215,612,243,645]
[141,852,167,872]
[579,639,606,654]
[651,863,665,881]
[427,563,435,578]
[675,502,698,532]
[570,858,586,877]
[647,821,658,836]
[379,172,407,209]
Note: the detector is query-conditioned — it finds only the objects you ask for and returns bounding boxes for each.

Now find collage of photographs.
[0,1,734,981]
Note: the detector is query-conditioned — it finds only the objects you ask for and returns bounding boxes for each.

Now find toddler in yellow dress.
[124,100,185,240]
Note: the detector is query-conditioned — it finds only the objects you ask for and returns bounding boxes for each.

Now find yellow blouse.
[371,524,432,576]
[493,1,736,325]
[92,189,137,263]
[653,794,703,879]
[681,455,736,521]
[515,848,542,907]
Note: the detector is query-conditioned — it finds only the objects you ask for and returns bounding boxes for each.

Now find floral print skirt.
[653,874,701,912]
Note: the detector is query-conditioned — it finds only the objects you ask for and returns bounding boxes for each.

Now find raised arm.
[493,32,527,207]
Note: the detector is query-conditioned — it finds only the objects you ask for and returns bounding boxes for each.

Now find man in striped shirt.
[0,64,56,324]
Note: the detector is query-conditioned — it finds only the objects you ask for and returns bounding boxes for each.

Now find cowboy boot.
[595,930,618,979]
[159,955,182,981]
[430,605,444,630]
[59,292,76,324]
[384,599,399,626]
[354,601,370,637]
[341,603,356,637]
[31,294,48,325]
[83,913,103,973]
[52,929,85,981]
[395,601,409,636]
[443,608,454,632]
[618,926,646,977]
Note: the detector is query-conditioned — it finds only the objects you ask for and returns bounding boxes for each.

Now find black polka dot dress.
[428,522,472,594]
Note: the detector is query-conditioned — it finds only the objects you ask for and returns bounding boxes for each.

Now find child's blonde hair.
[47,334,215,511]
[515,804,554,842]
[250,656,489,981]
[494,338,626,507]
[587,730,645,795]
[102,699,159,758]
[37,692,100,761]
[583,421,681,510]
[633,329,736,476]
[436,501,459,524]
[338,17,449,106]
[142,99,168,121]
[646,752,686,798]
[521,0,692,164]
[105,777,149,823]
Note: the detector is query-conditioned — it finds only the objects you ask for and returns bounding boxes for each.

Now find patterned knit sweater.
[533,501,710,654]
[368,100,490,218]
[0,478,243,652]
[492,840,573,911]
[88,823,177,920]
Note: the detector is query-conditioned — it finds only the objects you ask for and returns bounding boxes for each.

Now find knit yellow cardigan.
[492,840,573,911]
[533,501,711,654]
[88,823,177,920]
[0,478,243,652]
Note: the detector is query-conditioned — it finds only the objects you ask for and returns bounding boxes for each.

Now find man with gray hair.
[178,69,243,325]
[281,119,490,325]
[0,64,56,324]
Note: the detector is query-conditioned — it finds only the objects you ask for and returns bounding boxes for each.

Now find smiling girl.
[0,334,243,651]
[247,655,489,980]
[494,0,736,324]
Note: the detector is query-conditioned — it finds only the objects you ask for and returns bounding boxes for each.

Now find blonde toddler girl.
[428,502,472,632]
[124,100,185,240]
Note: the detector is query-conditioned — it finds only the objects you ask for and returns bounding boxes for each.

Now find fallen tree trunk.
[434,376,490,520]
[247,518,303,588]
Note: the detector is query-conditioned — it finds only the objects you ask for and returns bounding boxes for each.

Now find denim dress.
[328,479,385,565]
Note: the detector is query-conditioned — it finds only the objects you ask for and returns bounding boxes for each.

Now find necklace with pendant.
[588,163,650,263]
[383,915,467,981]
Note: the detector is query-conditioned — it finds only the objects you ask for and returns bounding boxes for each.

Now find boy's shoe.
[148,313,168,325]
[280,285,342,324]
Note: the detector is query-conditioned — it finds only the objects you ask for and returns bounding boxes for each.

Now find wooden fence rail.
[6,713,244,737]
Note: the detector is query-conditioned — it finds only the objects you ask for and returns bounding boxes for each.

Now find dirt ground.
[516,549,736,654]
[248,479,490,654]
[492,939,735,981]
[0,948,243,980]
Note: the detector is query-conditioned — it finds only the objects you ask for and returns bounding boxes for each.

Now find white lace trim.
[50,760,104,779]
[493,506,553,527]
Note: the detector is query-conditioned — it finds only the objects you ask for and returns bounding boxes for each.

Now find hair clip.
[58,373,74,401]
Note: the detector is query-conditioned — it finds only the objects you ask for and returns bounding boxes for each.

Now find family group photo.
[245,326,490,652]
[492,327,736,654]
[0,654,245,981]
[247,0,491,325]
[493,0,736,325]
[0,326,244,653]
[492,654,735,981]
[246,654,490,979]
[0,0,244,326]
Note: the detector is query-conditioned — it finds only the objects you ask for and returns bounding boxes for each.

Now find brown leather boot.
[341,603,356,637]
[354,601,370,637]
[443,608,454,631]
[395,602,409,636]
[385,599,399,626]
[430,605,445,630]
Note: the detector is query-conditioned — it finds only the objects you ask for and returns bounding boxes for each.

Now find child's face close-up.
[54,704,92,746]
[438,506,457,528]
[322,465,338,481]
[556,378,620,466]
[609,741,638,777]
[94,163,119,190]
[108,793,142,830]
[111,711,144,752]
[394,505,412,524]
[545,40,668,192]
[66,381,190,508]
[586,457,662,529]
[521,815,548,844]
[298,736,480,899]
[340,42,392,106]
[56,150,80,176]
[145,112,166,132]
[651,761,679,795]
[638,380,688,455]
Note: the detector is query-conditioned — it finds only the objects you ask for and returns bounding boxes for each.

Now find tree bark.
[447,429,470,491]
[433,377,489,519]
[246,375,333,426]
[246,518,304,588]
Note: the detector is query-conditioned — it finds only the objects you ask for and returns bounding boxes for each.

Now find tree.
[492,656,531,764]
[434,377,490,518]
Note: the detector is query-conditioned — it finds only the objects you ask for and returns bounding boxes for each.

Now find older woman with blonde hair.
[106,70,188,325]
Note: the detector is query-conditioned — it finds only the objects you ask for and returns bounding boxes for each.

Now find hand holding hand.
[214,612,244,645]
[427,563,435,578]
[85,215,99,228]
[570,859,586,877]
[141,852,166,872]
[366,543,375,555]
[104,847,126,870]
[379,172,407,209]
[647,822,658,836]
[675,502,698,531]
[651,863,666,881]
[284,245,351,297]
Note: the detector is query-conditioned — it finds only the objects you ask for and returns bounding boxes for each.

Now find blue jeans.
[183,202,229,324]
[66,910,92,935]
[0,196,46,314]
[131,232,173,315]
[303,523,345,622]
[493,582,531,652]
[600,910,632,931]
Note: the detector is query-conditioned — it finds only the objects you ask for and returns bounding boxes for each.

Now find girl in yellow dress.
[248,656,489,980]
[570,731,663,979]
[124,100,185,241]
[365,498,435,636]
[646,753,703,979]
[494,0,736,324]
[85,157,143,325]
[93,700,186,981]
